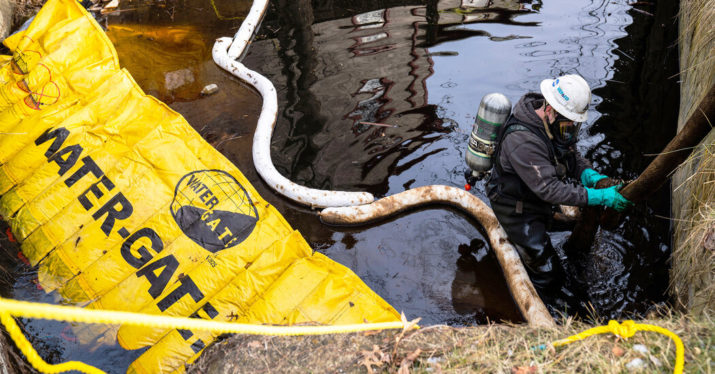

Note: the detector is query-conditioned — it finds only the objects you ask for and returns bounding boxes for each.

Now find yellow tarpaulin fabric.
[0,0,400,372]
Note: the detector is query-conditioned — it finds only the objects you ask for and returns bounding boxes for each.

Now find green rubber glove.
[586,185,633,212]
[580,168,608,187]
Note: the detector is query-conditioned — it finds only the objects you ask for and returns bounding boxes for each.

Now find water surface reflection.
[247,0,676,324]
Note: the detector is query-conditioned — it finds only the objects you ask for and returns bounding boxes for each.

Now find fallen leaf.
[397,348,422,374]
[400,311,421,332]
[511,366,537,374]
[246,340,262,349]
[612,345,625,357]
[703,226,714,251]
[405,349,421,361]
[360,345,389,374]
[547,344,556,355]
[359,351,378,374]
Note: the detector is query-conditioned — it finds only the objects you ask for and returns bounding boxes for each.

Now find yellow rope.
[0,297,412,373]
[0,312,105,374]
[552,320,684,374]
[0,298,686,374]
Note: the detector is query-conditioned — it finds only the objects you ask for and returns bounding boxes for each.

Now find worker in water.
[486,74,633,310]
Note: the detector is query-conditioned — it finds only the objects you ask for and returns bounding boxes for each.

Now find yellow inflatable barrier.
[0,0,400,372]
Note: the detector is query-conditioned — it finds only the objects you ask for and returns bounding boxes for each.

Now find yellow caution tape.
[552,320,684,374]
[0,0,401,372]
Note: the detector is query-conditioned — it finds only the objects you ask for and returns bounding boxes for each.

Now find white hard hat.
[539,74,591,122]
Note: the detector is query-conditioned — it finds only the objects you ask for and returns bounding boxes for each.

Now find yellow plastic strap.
[552,320,684,374]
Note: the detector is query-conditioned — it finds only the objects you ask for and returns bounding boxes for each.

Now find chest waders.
[485,116,577,303]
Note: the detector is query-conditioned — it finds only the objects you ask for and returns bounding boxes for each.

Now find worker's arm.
[500,131,588,206]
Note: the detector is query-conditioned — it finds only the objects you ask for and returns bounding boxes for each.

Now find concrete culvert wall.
[670,0,715,316]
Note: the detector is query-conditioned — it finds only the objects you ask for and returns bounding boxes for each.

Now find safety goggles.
[554,113,581,144]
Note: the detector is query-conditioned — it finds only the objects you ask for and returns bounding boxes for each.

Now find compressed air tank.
[465,93,512,176]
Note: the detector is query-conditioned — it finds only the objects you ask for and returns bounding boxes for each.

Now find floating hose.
[0,297,411,374]
[320,185,555,328]
[211,0,374,208]
[552,319,684,374]
[207,0,554,326]
[211,0,552,325]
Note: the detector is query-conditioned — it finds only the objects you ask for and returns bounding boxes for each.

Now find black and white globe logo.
[170,170,259,253]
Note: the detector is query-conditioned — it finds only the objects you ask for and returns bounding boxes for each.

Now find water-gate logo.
[170,170,258,253]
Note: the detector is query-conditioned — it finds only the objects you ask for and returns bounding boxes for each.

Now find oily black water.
[251,0,679,323]
[0,0,679,371]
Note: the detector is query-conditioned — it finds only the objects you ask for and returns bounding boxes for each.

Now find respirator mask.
[550,112,581,146]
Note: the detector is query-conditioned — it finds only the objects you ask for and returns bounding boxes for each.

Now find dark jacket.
[488,93,590,209]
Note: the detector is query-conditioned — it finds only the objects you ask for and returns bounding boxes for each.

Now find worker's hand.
[580,168,608,187]
[586,185,634,212]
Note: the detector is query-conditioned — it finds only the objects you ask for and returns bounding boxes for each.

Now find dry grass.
[675,0,715,123]
[671,134,715,315]
[670,0,715,316]
[189,311,714,373]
